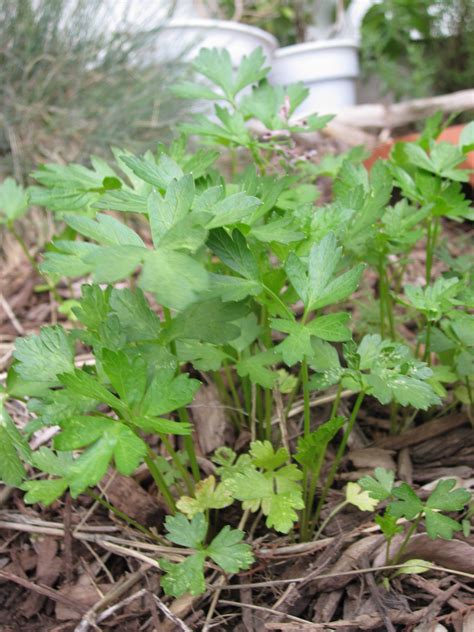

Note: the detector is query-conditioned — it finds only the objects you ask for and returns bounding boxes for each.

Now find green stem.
[425,218,433,285]
[250,144,266,175]
[10,224,40,273]
[389,514,422,567]
[386,293,396,340]
[264,387,272,441]
[160,434,193,494]
[163,306,200,483]
[181,409,201,482]
[242,375,252,422]
[299,358,312,540]
[313,391,365,526]
[262,285,294,320]
[300,449,325,541]
[423,319,432,364]
[223,364,245,427]
[87,490,166,543]
[284,370,302,419]
[213,369,234,419]
[379,271,386,339]
[10,223,61,303]
[465,377,473,420]
[330,384,343,420]
[425,217,440,286]
[301,384,342,541]
[301,358,311,438]
[314,500,348,541]
[379,255,395,340]
[144,450,176,512]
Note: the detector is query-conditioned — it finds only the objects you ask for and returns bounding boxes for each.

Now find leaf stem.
[299,357,312,540]
[465,377,473,421]
[87,490,167,543]
[422,319,433,365]
[301,387,344,537]
[313,391,365,526]
[223,363,245,427]
[264,387,272,441]
[389,513,422,568]
[262,285,294,320]
[159,434,194,494]
[425,216,440,286]
[144,449,176,513]
[301,358,311,438]
[314,499,348,541]
[180,409,201,482]
[284,370,302,419]
[10,223,40,273]
[300,449,325,541]
[10,223,62,303]
[329,384,343,420]
[378,254,395,339]
[163,305,201,483]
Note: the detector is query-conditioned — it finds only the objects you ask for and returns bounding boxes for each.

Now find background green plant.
[360,0,474,100]
[0,0,185,183]
[203,0,354,45]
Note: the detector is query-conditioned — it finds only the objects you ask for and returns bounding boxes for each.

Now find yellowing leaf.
[394,559,434,576]
[346,482,379,511]
[176,475,233,518]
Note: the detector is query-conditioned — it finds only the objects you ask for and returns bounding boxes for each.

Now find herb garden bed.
[0,48,473,631]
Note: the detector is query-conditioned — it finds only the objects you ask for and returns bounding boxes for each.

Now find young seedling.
[359,468,471,566]
[160,512,254,597]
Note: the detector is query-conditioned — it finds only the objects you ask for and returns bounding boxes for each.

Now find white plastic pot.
[160,19,278,66]
[269,40,359,117]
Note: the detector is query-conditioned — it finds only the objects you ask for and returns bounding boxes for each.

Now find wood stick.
[0,569,87,614]
[374,412,467,450]
[333,89,474,129]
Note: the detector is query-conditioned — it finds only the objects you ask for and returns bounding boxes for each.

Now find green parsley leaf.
[160,552,207,597]
[295,417,345,471]
[286,232,364,311]
[227,441,304,533]
[0,178,29,224]
[160,512,254,597]
[424,510,465,540]
[359,467,395,501]
[375,512,403,540]
[389,483,424,520]
[236,348,280,388]
[164,512,208,548]
[0,391,30,485]
[249,441,288,471]
[140,249,209,311]
[206,525,254,573]
[13,326,75,386]
[426,479,471,513]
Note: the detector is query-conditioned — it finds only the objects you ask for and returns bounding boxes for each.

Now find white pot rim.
[275,39,359,57]
[164,18,278,48]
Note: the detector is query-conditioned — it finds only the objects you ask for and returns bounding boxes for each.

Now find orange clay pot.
[364,124,474,186]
